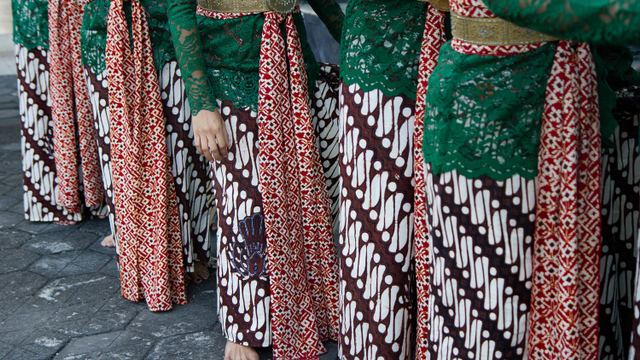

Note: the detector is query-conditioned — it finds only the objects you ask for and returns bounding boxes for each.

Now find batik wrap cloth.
[413,5,446,358]
[197,7,340,359]
[417,7,602,357]
[527,40,601,360]
[106,0,187,311]
[48,0,104,212]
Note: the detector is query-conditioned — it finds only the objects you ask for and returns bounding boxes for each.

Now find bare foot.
[54,220,77,226]
[101,234,115,248]
[224,341,259,360]
[188,262,209,284]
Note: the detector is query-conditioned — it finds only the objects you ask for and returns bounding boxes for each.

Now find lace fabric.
[80,0,177,74]
[339,0,427,99]
[12,0,49,50]
[484,0,640,46]
[169,0,335,115]
[423,41,557,180]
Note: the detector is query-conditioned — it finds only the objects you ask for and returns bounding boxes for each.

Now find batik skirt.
[605,88,640,360]
[16,44,105,222]
[214,64,341,347]
[338,82,417,360]
[83,59,215,271]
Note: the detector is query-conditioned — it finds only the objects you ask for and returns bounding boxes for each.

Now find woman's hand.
[192,109,230,162]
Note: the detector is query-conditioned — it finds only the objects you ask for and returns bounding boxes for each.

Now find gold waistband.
[197,0,299,14]
[417,0,450,12]
[451,11,559,46]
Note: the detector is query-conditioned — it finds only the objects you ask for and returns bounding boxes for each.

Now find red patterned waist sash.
[415,8,602,359]
[197,7,340,360]
[105,0,187,311]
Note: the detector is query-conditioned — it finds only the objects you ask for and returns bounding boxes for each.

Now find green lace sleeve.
[12,0,49,50]
[484,0,640,45]
[306,0,344,43]
[167,0,217,115]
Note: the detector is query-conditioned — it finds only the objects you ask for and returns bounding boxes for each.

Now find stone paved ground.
[0,74,339,359]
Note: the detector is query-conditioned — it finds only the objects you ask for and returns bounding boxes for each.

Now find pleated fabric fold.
[106,0,187,312]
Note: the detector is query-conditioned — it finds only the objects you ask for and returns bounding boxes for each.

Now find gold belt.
[197,0,299,13]
[417,0,450,12]
[451,11,559,46]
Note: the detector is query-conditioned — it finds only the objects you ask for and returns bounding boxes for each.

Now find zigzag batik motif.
[414,5,446,357]
[196,8,340,358]
[48,0,103,213]
[528,41,601,360]
[106,0,186,311]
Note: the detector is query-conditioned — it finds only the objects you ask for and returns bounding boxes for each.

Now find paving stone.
[34,273,118,306]
[0,270,47,301]
[15,220,69,235]
[18,329,70,359]
[26,233,88,255]
[128,304,216,338]
[90,237,118,255]
[29,256,69,278]
[56,251,111,277]
[0,211,25,229]
[0,309,56,333]
[0,343,12,359]
[44,300,136,337]
[0,193,20,211]
[145,330,226,360]
[55,331,123,359]
[0,229,33,249]
[0,183,24,199]
[91,331,155,360]
[0,297,26,317]
[0,247,40,273]
[76,218,111,236]
[2,347,44,360]
[7,199,23,214]
[98,258,119,277]
[0,108,18,119]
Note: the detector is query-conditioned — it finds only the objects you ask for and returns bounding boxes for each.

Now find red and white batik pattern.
[106,0,186,311]
[16,44,83,222]
[84,61,216,273]
[48,0,104,213]
[414,5,447,357]
[197,8,341,358]
[599,95,640,360]
[424,166,536,359]
[213,65,342,349]
[527,41,601,360]
[338,82,416,360]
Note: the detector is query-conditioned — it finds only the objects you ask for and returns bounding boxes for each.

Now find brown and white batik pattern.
[158,60,215,272]
[83,61,215,270]
[311,64,340,231]
[84,66,118,241]
[599,107,639,360]
[424,165,535,360]
[16,44,84,222]
[213,101,271,348]
[338,82,416,360]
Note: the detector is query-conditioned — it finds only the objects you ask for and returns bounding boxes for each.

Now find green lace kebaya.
[12,0,49,50]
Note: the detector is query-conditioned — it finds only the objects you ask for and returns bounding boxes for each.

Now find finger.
[207,136,222,162]
[196,135,214,163]
[217,133,229,158]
